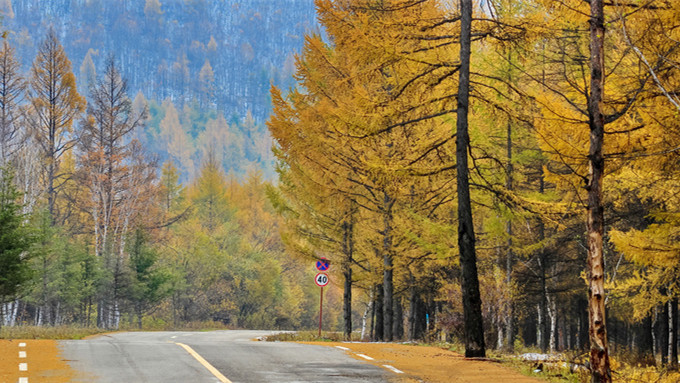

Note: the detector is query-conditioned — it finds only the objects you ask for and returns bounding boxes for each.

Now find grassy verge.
[0,326,109,340]
[262,331,362,342]
[0,320,233,340]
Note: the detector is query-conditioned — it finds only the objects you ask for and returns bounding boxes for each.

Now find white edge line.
[357,353,374,361]
[19,377,28,383]
[19,343,26,348]
[383,364,404,374]
[19,351,27,358]
[19,362,28,371]
[335,346,350,351]
[175,343,232,383]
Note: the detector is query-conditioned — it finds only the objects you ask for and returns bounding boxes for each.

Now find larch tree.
[76,57,148,329]
[456,0,485,358]
[605,0,680,371]
[198,59,216,108]
[28,29,86,225]
[270,0,460,342]
[519,0,680,379]
[0,40,26,168]
[158,100,194,180]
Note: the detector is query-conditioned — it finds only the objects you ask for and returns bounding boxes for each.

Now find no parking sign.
[316,257,330,271]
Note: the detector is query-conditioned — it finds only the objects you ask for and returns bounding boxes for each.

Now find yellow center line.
[175,342,232,383]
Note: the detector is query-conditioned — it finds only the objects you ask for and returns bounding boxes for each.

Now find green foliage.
[126,228,173,328]
[0,166,34,303]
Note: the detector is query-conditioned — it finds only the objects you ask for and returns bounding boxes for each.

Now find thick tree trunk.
[343,265,352,339]
[456,0,485,358]
[342,216,354,340]
[586,1,611,380]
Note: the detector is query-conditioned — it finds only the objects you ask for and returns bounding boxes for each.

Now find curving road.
[59,330,393,382]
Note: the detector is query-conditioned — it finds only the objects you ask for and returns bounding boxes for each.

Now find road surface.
[59,330,393,382]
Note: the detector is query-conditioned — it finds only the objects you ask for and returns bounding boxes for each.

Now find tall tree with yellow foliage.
[76,57,150,328]
[28,29,86,225]
[517,0,680,379]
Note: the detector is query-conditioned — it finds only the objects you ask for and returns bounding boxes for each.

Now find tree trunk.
[456,0,485,359]
[586,1,611,380]
[361,299,372,341]
[375,283,384,341]
[548,295,557,352]
[342,216,354,340]
[343,264,352,340]
[670,298,678,370]
[408,273,417,341]
[539,253,549,353]
[393,296,403,340]
[661,303,669,366]
[382,192,395,342]
[505,52,515,352]
[10,299,19,327]
[537,304,543,350]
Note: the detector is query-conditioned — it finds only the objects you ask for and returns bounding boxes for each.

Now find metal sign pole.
[318,286,324,337]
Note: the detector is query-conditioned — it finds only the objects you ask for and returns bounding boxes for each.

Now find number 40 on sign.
[315,273,329,287]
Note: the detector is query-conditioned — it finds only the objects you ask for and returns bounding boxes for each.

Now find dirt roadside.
[303,341,546,383]
[0,339,73,383]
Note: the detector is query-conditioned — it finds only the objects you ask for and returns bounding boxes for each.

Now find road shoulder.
[301,341,545,383]
[0,339,75,383]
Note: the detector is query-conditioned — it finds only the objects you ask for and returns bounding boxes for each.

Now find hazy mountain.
[1,0,319,180]
[4,0,317,121]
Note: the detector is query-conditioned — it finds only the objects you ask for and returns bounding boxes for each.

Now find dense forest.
[0,0,320,181]
[267,0,680,382]
[1,0,680,382]
[0,0,330,332]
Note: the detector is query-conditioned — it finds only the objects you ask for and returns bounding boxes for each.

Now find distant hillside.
[0,0,319,180]
[3,0,317,122]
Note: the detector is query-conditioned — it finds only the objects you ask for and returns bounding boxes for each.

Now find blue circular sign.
[316,258,330,271]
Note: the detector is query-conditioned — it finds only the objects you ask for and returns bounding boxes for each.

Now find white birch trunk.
[537,304,542,348]
[361,301,372,341]
[669,300,674,361]
[548,295,557,352]
[10,299,18,326]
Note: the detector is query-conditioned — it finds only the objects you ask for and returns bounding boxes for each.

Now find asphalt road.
[59,330,393,382]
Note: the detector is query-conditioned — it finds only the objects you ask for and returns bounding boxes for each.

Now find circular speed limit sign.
[315,273,329,287]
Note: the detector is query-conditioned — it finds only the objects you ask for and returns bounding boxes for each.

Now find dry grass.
[263,330,361,342]
[0,325,108,340]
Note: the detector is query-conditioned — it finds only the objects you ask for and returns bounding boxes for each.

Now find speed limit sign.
[315,273,329,287]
